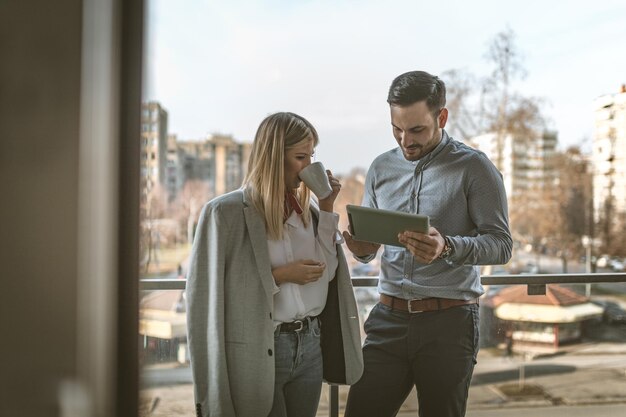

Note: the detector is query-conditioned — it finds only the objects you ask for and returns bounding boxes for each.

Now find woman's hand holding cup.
[299,161,340,212]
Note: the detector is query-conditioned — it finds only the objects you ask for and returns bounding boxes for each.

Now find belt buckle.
[293,320,304,332]
[407,299,423,314]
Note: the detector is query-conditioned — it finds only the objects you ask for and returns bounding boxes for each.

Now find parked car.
[591,299,626,324]
[524,262,539,274]
[596,255,610,268]
[609,258,625,272]
[579,255,597,265]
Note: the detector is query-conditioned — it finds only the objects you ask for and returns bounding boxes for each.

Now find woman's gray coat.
[186,189,364,417]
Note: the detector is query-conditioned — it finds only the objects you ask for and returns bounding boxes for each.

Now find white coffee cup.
[298,161,333,199]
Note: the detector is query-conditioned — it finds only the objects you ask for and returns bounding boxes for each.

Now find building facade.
[139,103,252,202]
[178,134,252,197]
[141,102,169,194]
[468,130,558,200]
[592,85,626,237]
[166,134,184,200]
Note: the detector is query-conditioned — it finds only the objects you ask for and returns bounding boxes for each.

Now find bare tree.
[483,27,527,137]
[441,69,480,140]
[615,213,626,255]
[443,32,547,253]
[443,28,545,148]
[509,146,594,258]
[442,28,575,253]
[554,147,595,259]
[140,183,168,274]
[170,180,213,244]
[509,183,561,249]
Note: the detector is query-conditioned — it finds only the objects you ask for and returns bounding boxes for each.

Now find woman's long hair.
[242,112,319,240]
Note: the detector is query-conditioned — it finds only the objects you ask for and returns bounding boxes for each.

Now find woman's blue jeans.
[268,317,323,417]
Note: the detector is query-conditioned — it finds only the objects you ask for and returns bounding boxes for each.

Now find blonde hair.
[243,112,319,240]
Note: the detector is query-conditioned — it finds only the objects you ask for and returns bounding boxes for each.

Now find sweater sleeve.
[447,155,513,266]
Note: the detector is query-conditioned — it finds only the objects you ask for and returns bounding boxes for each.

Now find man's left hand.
[398,227,446,264]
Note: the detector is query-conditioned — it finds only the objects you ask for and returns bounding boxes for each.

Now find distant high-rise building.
[468,130,558,201]
[140,102,168,194]
[178,134,252,197]
[166,134,184,200]
[592,84,626,236]
[138,102,251,203]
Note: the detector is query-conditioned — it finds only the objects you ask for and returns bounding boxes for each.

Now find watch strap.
[438,236,452,259]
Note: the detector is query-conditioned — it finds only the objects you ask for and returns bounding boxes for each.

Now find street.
[141,348,626,416]
[465,404,626,417]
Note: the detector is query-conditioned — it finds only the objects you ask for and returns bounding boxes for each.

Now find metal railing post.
[329,384,339,417]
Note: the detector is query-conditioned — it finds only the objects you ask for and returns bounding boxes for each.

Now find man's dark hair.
[387,71,446,116]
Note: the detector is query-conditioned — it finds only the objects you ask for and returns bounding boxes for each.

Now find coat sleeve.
[186,202,236,417]
[336,245,364,384]
[319,243,364,385]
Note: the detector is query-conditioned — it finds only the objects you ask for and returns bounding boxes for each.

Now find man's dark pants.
[345,301,479,417]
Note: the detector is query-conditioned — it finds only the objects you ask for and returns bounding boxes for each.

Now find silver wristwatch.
[438,236,453,259]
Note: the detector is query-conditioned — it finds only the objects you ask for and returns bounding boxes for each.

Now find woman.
[186,112,363,417]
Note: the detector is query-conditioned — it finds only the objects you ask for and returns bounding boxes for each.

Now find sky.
[144,0,626,175]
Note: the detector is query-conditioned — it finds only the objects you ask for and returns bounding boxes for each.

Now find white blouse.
[268,209,341,327]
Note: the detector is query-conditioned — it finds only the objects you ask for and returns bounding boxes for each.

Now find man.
[343,70,512,417]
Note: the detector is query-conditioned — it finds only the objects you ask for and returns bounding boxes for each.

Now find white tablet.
[346,205,430,247]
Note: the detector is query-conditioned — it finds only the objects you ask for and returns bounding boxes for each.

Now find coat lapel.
[242,190,275,309]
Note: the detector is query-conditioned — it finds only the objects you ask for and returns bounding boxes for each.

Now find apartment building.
[166,134,184,200]
[592,85,626,231]
[139,106,253,202]
[141,102,169,193]
[469,130,558,201]
[178,134,252,197]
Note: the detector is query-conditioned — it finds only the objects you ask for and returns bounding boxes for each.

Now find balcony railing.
[140,273,626,292]
[140,273,626,417]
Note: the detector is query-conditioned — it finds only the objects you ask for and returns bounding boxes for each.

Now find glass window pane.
[140,1,626,416]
